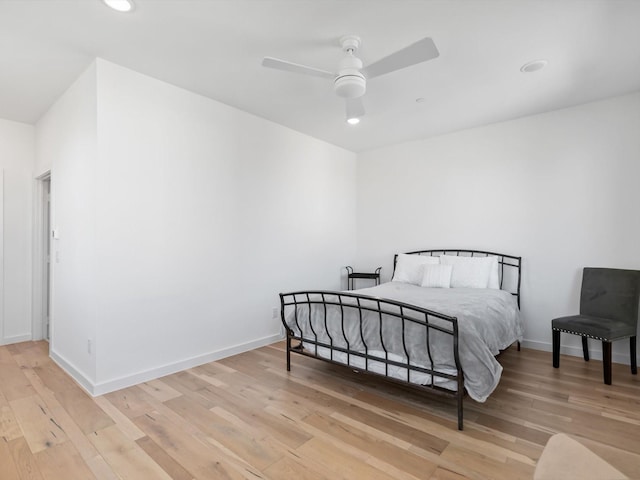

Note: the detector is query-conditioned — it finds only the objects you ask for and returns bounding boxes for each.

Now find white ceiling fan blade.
[262,57,335,79]
[362,37,439,79]
[346,97,365,120]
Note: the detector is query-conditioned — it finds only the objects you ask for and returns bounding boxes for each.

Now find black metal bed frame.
[279,249,522,431]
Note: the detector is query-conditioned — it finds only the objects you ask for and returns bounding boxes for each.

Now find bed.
[279,249,523,430]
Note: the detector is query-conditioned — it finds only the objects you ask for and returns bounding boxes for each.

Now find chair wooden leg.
[581,336,589,361]
[602,341,612,385]
[552,330,560,368]
[631,336,637,375]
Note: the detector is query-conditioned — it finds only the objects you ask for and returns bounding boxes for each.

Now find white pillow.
[392,254,440,285]
[439,255,498,289]
[487,258,500,289]
[420,264,453,288]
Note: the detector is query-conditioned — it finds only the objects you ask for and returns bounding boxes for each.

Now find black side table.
[345,266,382,290]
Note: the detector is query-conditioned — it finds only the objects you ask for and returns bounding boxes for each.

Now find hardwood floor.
[1,340,639,479]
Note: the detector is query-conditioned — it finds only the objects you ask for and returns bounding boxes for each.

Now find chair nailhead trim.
[552,327,608,341]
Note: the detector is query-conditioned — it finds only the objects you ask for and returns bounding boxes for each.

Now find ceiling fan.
[262,35,439,124]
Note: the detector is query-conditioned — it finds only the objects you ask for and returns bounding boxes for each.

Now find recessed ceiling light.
[102,0,135,12]
[346,117,360,125]
[520,59,548,73]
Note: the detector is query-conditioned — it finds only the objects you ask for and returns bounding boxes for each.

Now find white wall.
[35,62,98,385]
[39,57,636,392]
[0,118,34,345]
[39,59,356,394]
[356,92,640,363]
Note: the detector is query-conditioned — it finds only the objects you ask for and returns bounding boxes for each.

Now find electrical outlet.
[272,307,279,319]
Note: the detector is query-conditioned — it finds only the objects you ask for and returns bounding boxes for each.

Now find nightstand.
[345,266,382,290]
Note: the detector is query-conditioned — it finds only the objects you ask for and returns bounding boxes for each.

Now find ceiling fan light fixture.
[102,0,135,12]
[346,117,360,125]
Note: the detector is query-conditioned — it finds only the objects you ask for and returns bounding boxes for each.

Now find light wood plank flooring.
[1,340,639,479]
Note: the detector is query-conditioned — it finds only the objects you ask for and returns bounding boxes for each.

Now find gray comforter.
[285,282,523,402]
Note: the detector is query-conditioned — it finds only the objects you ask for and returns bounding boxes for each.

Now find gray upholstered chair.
[552,267,640,385]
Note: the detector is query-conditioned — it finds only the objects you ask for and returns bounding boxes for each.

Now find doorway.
[33,172,51,342]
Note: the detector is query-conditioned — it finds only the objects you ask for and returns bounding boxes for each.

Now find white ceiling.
[1,0,640,152]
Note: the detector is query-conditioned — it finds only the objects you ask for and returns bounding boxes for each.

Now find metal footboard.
[279,291,465,430]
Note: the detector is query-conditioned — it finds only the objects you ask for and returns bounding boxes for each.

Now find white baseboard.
[52,333,283,397]
[49,334,635,397]
[522,339,636,365]
[49,349,96,395]
[0,333,33,346]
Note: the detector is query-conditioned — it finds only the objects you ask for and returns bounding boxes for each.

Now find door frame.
[32,171,51,342]
[0,169,4,344]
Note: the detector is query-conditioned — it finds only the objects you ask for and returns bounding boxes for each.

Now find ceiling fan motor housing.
[334,73,366,98]
[334,54,366,98]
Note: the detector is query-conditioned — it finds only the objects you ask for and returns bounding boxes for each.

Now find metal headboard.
[393,249,522,308]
